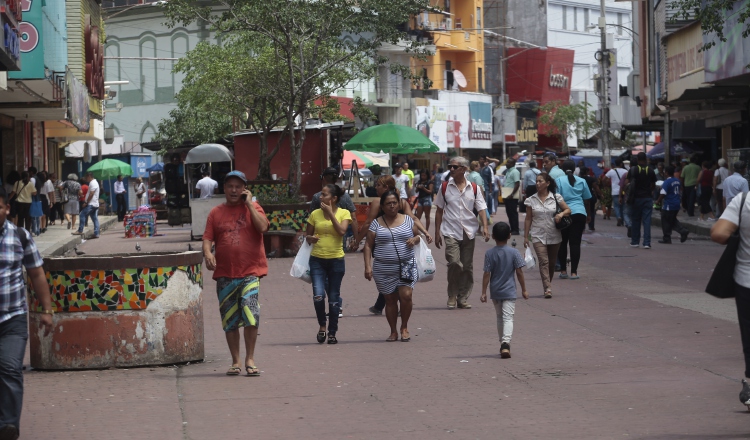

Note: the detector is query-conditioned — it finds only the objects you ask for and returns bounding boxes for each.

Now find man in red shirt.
[203,171,269,377]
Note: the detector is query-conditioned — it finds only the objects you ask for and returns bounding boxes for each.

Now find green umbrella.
[86,158,133,180]
[344,122,439,154]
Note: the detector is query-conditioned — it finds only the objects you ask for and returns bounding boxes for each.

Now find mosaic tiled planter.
[264,203,309,231]
[27,251,204,370]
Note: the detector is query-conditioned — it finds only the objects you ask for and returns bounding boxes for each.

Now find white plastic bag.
[415,238,436,282]
[524,246,536,271]
[290,241,313,283]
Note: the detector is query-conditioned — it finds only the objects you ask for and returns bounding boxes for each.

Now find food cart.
[184,143,234,240]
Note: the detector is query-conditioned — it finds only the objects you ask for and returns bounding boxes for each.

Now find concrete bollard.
[27,251,204,370]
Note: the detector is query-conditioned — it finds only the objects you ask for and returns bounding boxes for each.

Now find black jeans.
[683,185,696,216]
[505,198,519,233]
[660,209,688,242]
[50,202,64,223]
[699,185,713,215]
[588,198,597,230]
[735,284,750,378]
[116,193,127,221]
[0,314,28,432]
[374,293,386,311]
[15,202,31,231]
[558,213,587,274]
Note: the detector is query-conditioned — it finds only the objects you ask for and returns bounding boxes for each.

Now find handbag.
[706,192,748,298]
[552,192,572,230]
[30,200,43,218]
[383,215,416,283]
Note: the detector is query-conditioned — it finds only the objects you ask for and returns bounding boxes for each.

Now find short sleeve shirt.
[503,167,521,188]
[715,167,729,190]
[682,163,701,186]
[87,179,100,208]
[204,202,270,280]
[310,191,356,213]
[394,174,410,198]
[12,180,36,203]
[628,165,656,199]
[555,175,592,216]
[660,177,682,211]
[605,168,627,193]
[524,192,564,244]
[307,208,351,259]
[483,245,525,300]
[196,177,218,199]
[0,221,44,323]
[720,195,750,288]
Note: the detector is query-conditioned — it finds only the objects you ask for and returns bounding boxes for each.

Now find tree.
[162,0,431,195]
[538,101,599,151]
[670,0,750,51]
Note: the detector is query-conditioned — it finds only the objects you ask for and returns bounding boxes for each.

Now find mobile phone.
[241,194,247,201]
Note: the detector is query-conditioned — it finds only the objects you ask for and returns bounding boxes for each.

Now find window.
[617,13,623,35]
[573,7,578,31]
[584,8,590,31]
[476,7,481,28]
[562,6,568,30]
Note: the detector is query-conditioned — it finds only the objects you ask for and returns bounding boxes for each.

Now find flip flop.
[245,365,260,377]
[386,335,399,342]
[226,366,241,376]
[559,273,569,279]
[401,337,411,342]
[570,275,580,280]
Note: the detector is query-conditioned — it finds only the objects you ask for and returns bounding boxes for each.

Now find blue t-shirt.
[483,245,525,300]
[555,175,592,216]
[661,177,681,211]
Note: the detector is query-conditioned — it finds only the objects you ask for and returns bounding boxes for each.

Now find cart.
[184,143,234,240]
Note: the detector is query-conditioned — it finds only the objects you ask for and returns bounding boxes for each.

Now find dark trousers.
[116,193,126,221]
[630,198,653,246]
[660,209,688,242]
[683,185,696,216]
[588,198,597,230]
[736,284,750,378]
[374,293,386,311]
[558,213,586,273]
[505,198,519,233]
[15,202,31,231]
[519,185,537,213]
[50,202,64,223]
[699,185,713,214]
[0,314,28,432]
[309,256,344,334]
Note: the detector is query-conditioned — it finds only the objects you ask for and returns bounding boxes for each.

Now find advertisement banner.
[468,101,492,141]
[414,92,493,152]
[9,0,43,79]
[415,100,449,152]
[66,69,90,132]
[702,0,750,83]
[516,105,538,146]
[130,155,152,178]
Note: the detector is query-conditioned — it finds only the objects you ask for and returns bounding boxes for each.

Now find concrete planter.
[28,251,204,370]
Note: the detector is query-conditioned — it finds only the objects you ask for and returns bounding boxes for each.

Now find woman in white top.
[134,177,148,207]
[523,173,571,298]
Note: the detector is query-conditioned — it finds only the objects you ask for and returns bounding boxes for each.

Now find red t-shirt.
[80,184,88,202]
[203,202,269,280]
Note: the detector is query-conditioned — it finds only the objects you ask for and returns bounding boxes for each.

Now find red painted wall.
[234,129,329,200]
[505,47,575,105]
[314,96,355,120]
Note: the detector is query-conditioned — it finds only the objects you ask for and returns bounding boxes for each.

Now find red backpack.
[441,181,479,215]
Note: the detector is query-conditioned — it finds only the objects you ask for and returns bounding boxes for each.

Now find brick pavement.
[19,216,750,439]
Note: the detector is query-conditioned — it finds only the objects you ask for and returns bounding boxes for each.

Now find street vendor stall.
[184,143,234,240]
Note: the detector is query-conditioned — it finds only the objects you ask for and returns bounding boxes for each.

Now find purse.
[706,192,748,298]
[383,215,416,283]
[552,192,572,230]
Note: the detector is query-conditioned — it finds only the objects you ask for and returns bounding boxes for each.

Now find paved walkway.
[19,213,750,439]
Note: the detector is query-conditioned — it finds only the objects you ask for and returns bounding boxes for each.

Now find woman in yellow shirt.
[306,184,351,345]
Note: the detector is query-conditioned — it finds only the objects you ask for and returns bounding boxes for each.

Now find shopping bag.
[524,246,536,271]
[289,240,313,283]
[30,201,43,218]
[415,238,436,282]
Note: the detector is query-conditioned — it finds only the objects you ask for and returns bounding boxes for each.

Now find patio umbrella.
[344,123,439,154]
[146,162,164,172]
[646,140,696,159]
[342,151,390,170]
[86,158,133,180]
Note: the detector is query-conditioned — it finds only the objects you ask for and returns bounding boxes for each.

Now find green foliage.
[351,96,377,127]
[162,0,432,195]
[538,101,599,149]
[670,0,750,51]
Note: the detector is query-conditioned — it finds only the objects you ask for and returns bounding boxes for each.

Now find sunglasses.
[448,165,463,170]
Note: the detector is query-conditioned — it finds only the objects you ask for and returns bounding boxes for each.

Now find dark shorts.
[40,194,49,215]
[216,275,261,331]
[418,196,432,207]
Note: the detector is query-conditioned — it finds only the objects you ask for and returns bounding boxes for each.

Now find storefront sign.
[131,155,152,178]
[9,0,43,79]
[516,105,538,146]
[666,23,705,100]
[66,68,90,132]
[85,14,104,99]
[468,101,492,140]
[703,0,750,83]
[414,92,492,151]
[549,73,569,89]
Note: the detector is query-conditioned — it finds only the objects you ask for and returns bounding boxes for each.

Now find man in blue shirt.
[503,159,522,235]
[656,165,689,244]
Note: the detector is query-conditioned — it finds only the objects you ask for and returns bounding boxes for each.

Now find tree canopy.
[670,0,750,51]
[538,101,598,150]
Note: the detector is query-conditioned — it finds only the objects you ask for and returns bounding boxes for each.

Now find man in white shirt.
[393,164,410,200]
[72,172,100,238]
[195,172,219,199]
[114,174,127,221]
[723,161,749,207]
[605,158,629,226]
[714,158,730,215]
[434,156,490,310]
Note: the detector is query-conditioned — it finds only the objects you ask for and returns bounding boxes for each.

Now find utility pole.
[598,0,611,166]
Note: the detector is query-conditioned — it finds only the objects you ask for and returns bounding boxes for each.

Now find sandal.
[317,331,326,344]
[245,365,260,377]
[559,273,569,279]
[327,334,338,344]
[226,366,241,376]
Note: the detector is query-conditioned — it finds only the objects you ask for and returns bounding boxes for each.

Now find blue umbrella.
[146,162,164,172]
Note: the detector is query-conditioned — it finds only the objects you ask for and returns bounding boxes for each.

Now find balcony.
[102,0,152,8]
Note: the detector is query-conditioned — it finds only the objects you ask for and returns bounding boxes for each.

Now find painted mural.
[267,209,308,231]
[29,264,202,313]
[247,182,288,203]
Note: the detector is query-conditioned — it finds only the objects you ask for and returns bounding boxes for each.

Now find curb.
[43,216,120,257]
[650,213,712,238]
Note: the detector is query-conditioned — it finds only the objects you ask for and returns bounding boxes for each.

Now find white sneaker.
[338,310,343,318]
[643,245,651,249]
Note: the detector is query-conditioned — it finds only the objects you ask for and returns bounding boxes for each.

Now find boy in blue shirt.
[656,165,690,244]
[481,222,528,358]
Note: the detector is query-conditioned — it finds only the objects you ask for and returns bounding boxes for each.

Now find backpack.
[441,181,479,216]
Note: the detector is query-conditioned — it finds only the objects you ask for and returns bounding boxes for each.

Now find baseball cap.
[225,170,247,183]
[393,162,401,168]
[322,167,338,176]
[681,158,689,163]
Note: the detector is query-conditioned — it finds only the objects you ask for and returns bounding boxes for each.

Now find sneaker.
[500,342,511,359]
[447,298,457,309]
[657,239,672,244]
[643,245,651,249]
[680,231,689,243]
[740,379,750,408]
[630,244,639,248]
[338,309,343,318]
[627,227,632,238]
[457,302,472,309]
[71,231,83,235]
[368,306,383,315]
[0,424,19,440]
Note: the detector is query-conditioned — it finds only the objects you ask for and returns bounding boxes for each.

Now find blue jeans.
[0,314,28,432]
[309,256,344,334]
[485,186,494,214]
[630,198,653,246]
[78,204,100,236]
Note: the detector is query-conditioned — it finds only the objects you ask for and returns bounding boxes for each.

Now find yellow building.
[410,0,485,93]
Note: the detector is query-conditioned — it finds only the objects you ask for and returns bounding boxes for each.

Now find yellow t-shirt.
[403,169,414,185]
[308,208,351,259]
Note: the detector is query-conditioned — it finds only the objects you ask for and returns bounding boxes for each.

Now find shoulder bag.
[384,215,416,283]
[706,192,748,298]
[552,192,572,230]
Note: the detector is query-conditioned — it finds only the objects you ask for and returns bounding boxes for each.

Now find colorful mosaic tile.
[247,183,288,203]
[29,264,202,313]
[266,209,309,231]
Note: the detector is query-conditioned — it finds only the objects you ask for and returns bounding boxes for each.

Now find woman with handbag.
[306,184,351,345]
[363,190,421,342]
[134,177,147,207]
[8,171,36,231]
[554,160,592,280]
[61,174,82,230]
[523,173,571,298]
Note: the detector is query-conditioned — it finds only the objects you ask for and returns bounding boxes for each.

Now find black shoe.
[317,330,326,343]
[740,379,750,409]
[327,333,338,344]
[627,227,632,238]
[510,230,520,236]
[0,424,19,440]
[617,219,623,226]
[657,239,672,244]
[500,342,511,359]
[368,306,383,315]
[680,231,689,243]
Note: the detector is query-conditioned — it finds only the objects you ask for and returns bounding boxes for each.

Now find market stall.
[184,143,234,240]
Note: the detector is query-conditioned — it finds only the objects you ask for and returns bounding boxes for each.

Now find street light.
[586,23,638,37]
